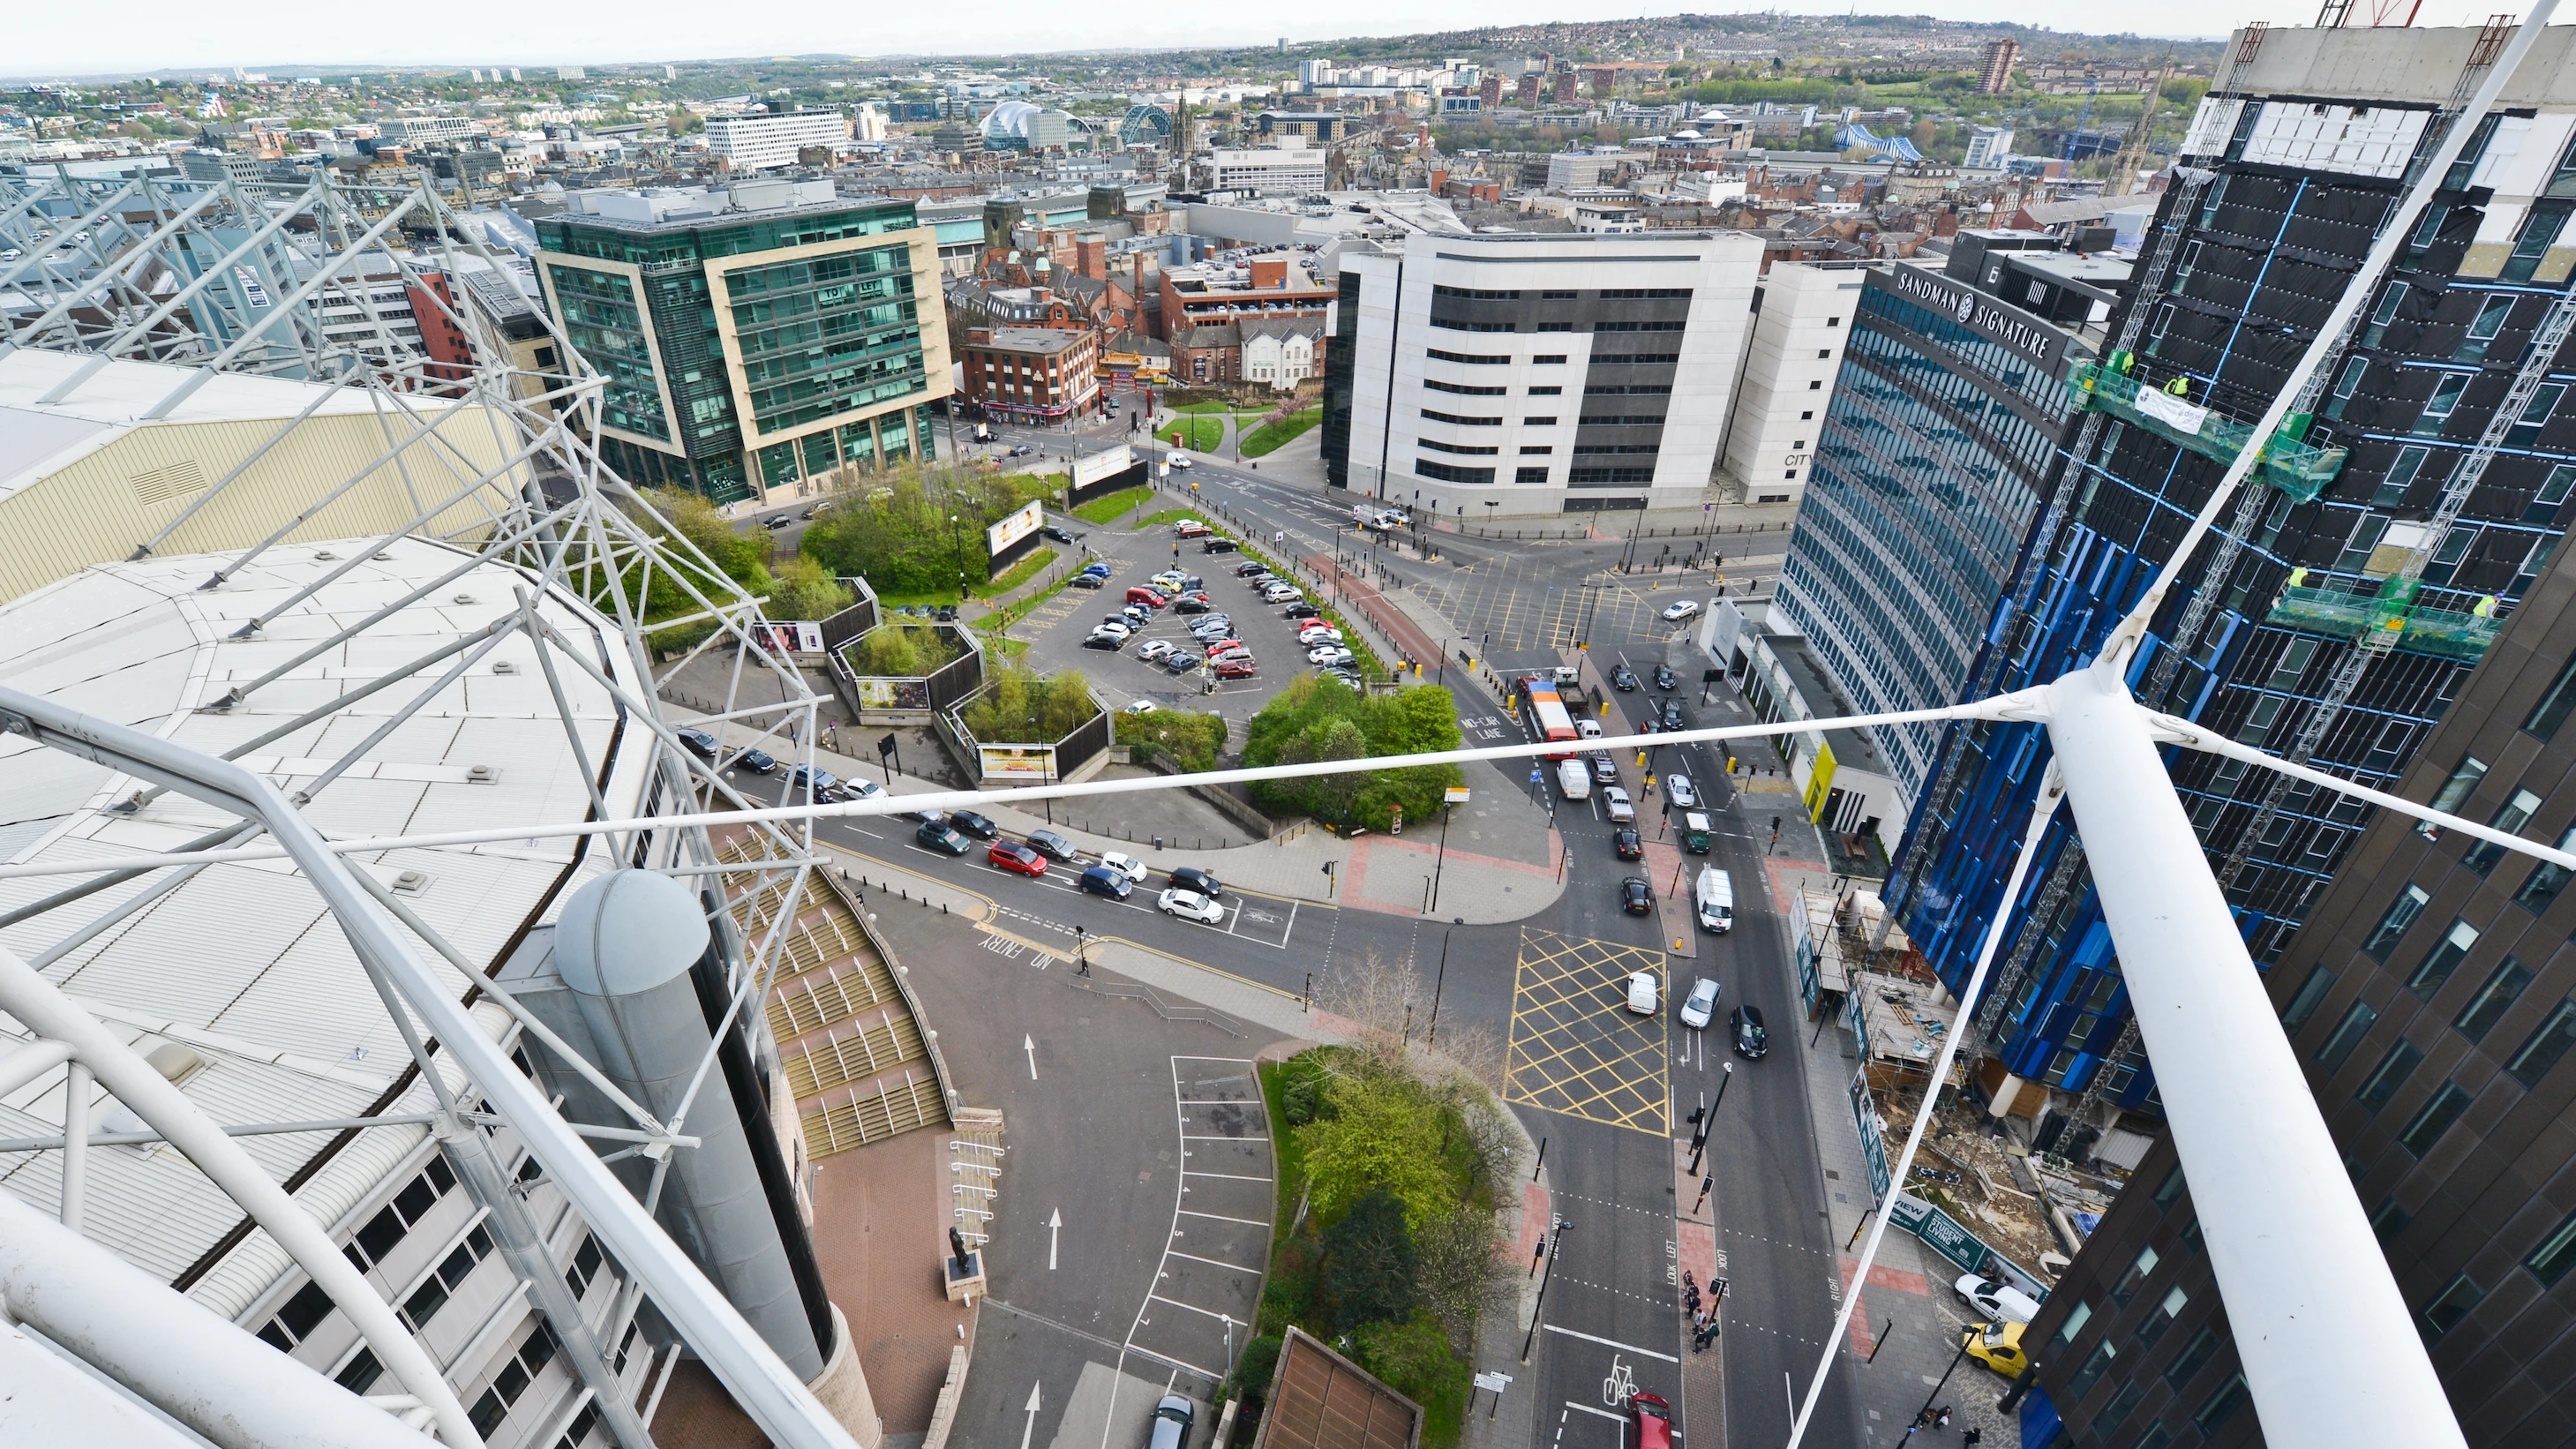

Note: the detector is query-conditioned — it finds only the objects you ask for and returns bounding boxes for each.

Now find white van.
[1695,867,1735,934]
[1558,757,1591,800]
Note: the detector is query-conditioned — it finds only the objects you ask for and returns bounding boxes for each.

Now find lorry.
[1694,867,1735,934]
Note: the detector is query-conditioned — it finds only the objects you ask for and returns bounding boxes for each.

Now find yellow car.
[1964,1319,2028,1378]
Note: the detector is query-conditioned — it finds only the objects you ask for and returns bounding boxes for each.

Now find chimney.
[1076,236,1107,281]
[1248,257,1288,290]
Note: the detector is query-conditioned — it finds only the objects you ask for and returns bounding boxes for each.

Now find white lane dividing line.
[1178,1209,1273,1228]
[1160,1248,1266,1274]
[1179,1134,1273,1143]
[1543,1325,1679,1363]
[1565,1402,1628,1423]
[1180,1169,1271,1182]
[1147,1293,1243,1323]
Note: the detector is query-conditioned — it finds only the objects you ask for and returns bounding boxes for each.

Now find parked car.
[1665,771,1699,810]
[834,778,887,804]
[1175,520,1211,537]
[1147,1395,1196,1449]
[1078,865,1133,900]
[988,841,1048,876]
[1611,664,1639,691]
[1082,632,1125,650]
[1094,619,1133,638]
[1125,700,1159,714]
[1603,786,1635,822]
[1629,1393,1674,1449]
[1662,599,1703,622]
[1731,1004,1769,1059]
[1234,561,1270,577]
[1262,587,1303,604]
[1205,640,1249,658]
[1678,977,1720,1030]
[1307,645,1355,666]
[673,727,718,761]
[915,821,970,854]
[1025,830,1079,862]
[1613,827,1643,860]
[764,514,792,530]
[1099,852,1149,883]
[1297,627,1344,645]
[727,747,777,774]
[1202,537,1239,554]
[1964,1320,2029,1379]
[1041,524,1081,544]
[1214,658,1258,679]
[1164,650,1205,672]
[1955,1274,2043,1325]
[1081,560,1113,577]
[1281,602,1322,619]
[1137,640,1174,663]
[1654,664,1678,691]
[1070,574,1106,589]
[1624,967,1659,1012]
[948,810,998,840]
[787,765,838,795]
[1620,877,1656,916]
[1168,866,1223,897]
[1158,888,1227,924]
[1125,586,1168,608]
[1319,671,1361,689]
[1121,604,1152,627]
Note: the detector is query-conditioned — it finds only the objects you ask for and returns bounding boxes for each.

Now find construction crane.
[2059,75,2099,162]
[2105,64,2174,197]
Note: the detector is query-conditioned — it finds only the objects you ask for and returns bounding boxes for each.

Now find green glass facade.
[537,197,939,504]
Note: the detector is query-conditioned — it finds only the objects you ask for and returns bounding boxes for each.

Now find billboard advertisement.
[1071,443,1134,491]
[986,499,1044,559]
[752,620,825,654]
[978,744,1057,781]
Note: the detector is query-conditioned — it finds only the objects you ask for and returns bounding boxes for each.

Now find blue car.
[1078,865,1132,899]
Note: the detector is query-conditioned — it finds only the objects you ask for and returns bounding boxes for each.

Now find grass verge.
[1071,487,1154,525]
[1133,508,1206,530]
[870,547,1055,609]
[1239,407,1323,458]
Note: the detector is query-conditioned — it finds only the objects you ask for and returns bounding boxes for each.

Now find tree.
[1318,1190,1418,1333]
[1352,1314,1454,1403]
[1229,1333,1283,1408]
[766,553,852,622]
[1296,1070,1456,1228]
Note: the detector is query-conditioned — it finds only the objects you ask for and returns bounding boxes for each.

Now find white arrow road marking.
[1048,1206,1063,1271]
[1021,1381,1042,1449]
[1025,1033,1038,1080]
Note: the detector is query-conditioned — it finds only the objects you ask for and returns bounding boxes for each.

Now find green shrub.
[1296,1070,1459,1228]
[1241,676,1463,832]
[1353,1313,1455,1404]
[1260,1270,1313,1325]
[850,622,961,678]
[1119,709,1228,771]
[1230,1333,1284,1407]
[959,668,1097,745]
[1280,1070,1327,1127]
[1319,1190,1418,1333]
[799,467,1046,596]
[766,554,854,621]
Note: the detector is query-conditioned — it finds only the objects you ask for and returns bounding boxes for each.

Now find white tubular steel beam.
[0,690,862,1449]
[2047,667,2466,1449]
[0,1184,439,1449]
[0,941,481,1448]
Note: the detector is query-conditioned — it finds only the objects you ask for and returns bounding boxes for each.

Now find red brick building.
[960,327,1099,422]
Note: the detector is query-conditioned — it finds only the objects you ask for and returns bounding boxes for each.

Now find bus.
[1518,677,1581,759]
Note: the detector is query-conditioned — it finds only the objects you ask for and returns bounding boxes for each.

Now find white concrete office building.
[705,110,849,171]
[1325,230,1763,515]
[1718,260,1863,506]
[1209,141,1328,196]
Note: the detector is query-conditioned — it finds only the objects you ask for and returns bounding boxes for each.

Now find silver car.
[1665,771,1699,810]
[1148,1396,1196,1449]
[1678,976,1720,1030]
[1602,786,1635,823]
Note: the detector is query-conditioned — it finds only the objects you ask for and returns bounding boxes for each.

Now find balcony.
[2264,579,2505,663]
[2067,363,2348,500]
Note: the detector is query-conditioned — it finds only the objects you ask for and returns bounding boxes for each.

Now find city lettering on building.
[1884,267,2063,371]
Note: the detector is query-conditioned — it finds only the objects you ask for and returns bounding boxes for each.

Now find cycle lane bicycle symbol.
[1602,1354,1635,1408]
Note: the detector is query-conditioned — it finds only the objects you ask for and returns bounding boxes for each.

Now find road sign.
[875,733,897,758]
[1445,786,1472,805]
[1473,1372,1512,1393]
[1528,768,1543,785]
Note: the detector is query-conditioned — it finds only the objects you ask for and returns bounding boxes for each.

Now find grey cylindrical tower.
[554,868,826,1379]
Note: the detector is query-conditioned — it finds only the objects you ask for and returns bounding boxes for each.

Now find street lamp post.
[1426,917,1464,1044]
[1521,1216,1570,1363]
[1429,800,1458,913]
[1688,1062,1731,1176]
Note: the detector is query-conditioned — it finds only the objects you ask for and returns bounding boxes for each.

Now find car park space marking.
[1115,1055,1274,1386]
[1503,927,1671,1136]
[1176,1208,1272,1228]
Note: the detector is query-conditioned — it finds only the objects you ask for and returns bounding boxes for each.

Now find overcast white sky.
[7,0,2527,79]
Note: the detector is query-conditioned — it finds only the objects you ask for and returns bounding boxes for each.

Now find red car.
[987,841,1048,876]
[1125,585,1168,607]
[1175,520,1210,537]
[1629,1392,1673,1449]
[1203,639,1246,657]
[1214,658,1258,679]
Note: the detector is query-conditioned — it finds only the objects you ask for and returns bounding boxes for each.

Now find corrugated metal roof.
[0,537,650,1290]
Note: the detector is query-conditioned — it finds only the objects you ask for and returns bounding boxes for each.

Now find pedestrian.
[1962,1429,1983,1445]
[1936,1407,1953,1429]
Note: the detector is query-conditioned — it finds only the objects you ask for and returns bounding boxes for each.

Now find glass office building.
[537,183,950,504]
[1776,259,2089,805]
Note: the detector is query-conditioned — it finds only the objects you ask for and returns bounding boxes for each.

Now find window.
[1532,354,1567,364]
[1800,409,1814,420]
[2419,754,2490,838]
[2152,1166,2189,1212]
[2376,443,2438,505]
[2510,382,2568,447]
[1524,417,1558,426]
[1421,439,1499,455]
[2165,1326,2221,1386]
[2369,1196,2415,1243]
[1818,348,1833,358]
[1828,315,1842,327]
[2398,1081,2475,1156]
[2365,885,2430,958]
[1420,409,1501,427]
[259,1280,337,1352]
[469,1325,560,1438]
[1431,284,1521,299]
[1431,317,1515,333]
[2363,282,2408,347]
[1539,289,1579,299]
[2464,790,2542,874]
[397,1225,496,1332]
[335,1348,383,1396]
[1519,445,1553,454]
[2282,965,2337,1031]
[566,1235,606,1298]
[1568,467,1656,484]
[2505,998,2576,1085]
[1808,379,1824,390]
[2355,1039,2426,1110]
[344,1158,458,1272]
[2195,1373,2251,1435]
[2096,1383,2147,1432]
[2138,1285,2189,1348]
[2514,826,2576,908]
[2503,209,2570,284]
[2525,1205,2576,1287]
[1526,385,1563,395]
[2066,1339,2119,1400]
[1514,467,1550,484]
[2455,958,2535,1041]
[1426,349,1511,365]
[2528,655,2576,740]
[2108,1245,2159,1306]
[2414,372,2470,436]
[2408,919,2480,995]
[2317,999,2380,1070]
[1425,378,1507,396]
[2056,1299,2094,1342]
[1588,353,1678,364]
[1416,460,1496,484]
[2420,1273,2486,1339]
[2456,296,2514,363]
